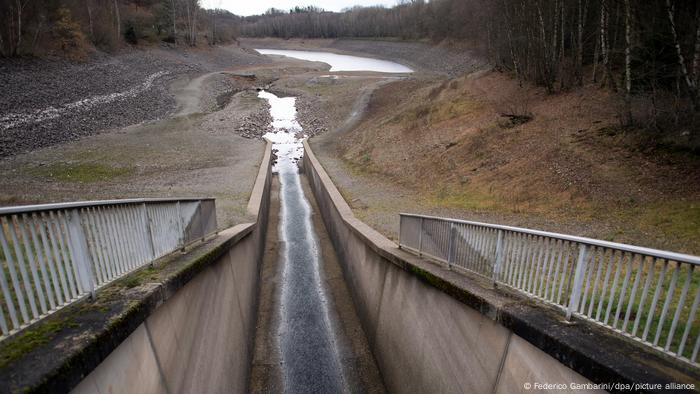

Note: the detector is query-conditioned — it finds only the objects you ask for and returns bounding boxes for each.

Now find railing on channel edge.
[0,198,217,340]
[399,213,700,366]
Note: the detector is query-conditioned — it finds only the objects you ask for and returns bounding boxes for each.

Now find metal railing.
[0,198,217,340]
[399,213,700,366]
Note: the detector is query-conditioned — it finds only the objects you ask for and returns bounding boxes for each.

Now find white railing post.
[0,198,220,340]
[447,222,455,269]
[176,201,185,251]
[566,244,590,321]
[493,230,504,285]
[67,209,96,299]
[418,217,424,256]
[198,202,205,242]
[141,203,156,262]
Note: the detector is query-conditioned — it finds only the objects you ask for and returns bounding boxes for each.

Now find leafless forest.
[0,0,239,58]
[240,0,700,133]
[1,0,699,135]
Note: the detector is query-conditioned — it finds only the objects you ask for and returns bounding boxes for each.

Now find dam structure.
[0,54,698,394]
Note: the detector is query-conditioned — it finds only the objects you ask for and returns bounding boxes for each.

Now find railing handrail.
[0,198,216,216]
[400,213,700,265]
[0,197,218,340]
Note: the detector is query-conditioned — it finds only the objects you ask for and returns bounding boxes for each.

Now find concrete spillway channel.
[250,92,385,392]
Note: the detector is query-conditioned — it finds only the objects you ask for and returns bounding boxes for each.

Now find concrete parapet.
[302,140,699,394]
[0,143,272,394]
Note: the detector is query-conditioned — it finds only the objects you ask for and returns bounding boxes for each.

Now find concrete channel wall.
[302,140,700,394]
[71,143,272,394]
[301,141,595,393]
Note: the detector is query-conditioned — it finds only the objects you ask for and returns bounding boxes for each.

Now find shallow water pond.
[256,49,413,73]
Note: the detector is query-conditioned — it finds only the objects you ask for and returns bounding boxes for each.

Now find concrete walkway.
[250,173,385,393]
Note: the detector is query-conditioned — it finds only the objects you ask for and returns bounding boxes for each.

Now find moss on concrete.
[0,317,77,369]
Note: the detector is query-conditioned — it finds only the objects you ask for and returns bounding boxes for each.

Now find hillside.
[312,67,700,254]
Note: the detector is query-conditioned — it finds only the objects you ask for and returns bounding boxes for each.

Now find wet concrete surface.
[250,172,385,393]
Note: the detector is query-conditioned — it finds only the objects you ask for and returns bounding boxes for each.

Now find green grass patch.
[0,317,77,368]
[612,201,700,254]
[428,185,499,211]
[389,94,482,130]
[637,203,700,245]
[28,162,133,183]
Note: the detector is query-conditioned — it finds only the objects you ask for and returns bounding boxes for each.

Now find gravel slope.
[0,45,267,157]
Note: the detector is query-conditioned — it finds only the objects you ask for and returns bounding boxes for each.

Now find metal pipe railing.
[0,198,217,340]
[399,213,700,366]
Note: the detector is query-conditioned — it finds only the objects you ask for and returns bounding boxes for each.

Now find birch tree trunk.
[624,0,633,124]
[185,0,196,46]
[15,0,24,55]
[87,1,94,41]
[559,0,566,90]
[31,14,43,54]
[577,0,589,86]
[212,12,216,45]
[114,0,121,40]
[503,0,520,82]
[600,0,610,88]
[191,5,197,46]
[666,0,698,109]
[171,0,177,38]
[0,30,5,57]
[592,19,599,82]
[692,6,700,87]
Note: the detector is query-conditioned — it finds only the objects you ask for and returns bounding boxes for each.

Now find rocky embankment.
[0,45,266,157]
[201,89,273,139]
[295,95,330,138]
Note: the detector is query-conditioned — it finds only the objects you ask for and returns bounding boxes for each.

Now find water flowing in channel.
[258,90,345,392]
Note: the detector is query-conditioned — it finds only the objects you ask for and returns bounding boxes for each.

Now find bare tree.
[502,1,521,83]
[624,0,633,124]
[113,0,121,40]
[171,0,177,38]
[0,28,5,57]
[30,12,44,53]
[666,0,698,109]
[86,1,94,41]
[599,0,610,87]
[14,0,29,55]
[577,0,589,86]
[693,6,700,88]
[184,0,199,46]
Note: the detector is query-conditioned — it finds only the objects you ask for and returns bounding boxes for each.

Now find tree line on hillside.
[0,0,240,58]
[240,0,700,132]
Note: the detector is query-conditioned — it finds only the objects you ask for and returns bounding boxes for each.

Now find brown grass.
[339,70,700,254]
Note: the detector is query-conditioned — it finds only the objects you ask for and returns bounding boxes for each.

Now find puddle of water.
[256,49,413,73]
[259,90,345,391]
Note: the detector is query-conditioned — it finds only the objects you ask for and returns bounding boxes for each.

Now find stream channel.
[254,50,412,392]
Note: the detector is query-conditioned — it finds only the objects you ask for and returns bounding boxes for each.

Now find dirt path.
[172,72,221,116]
